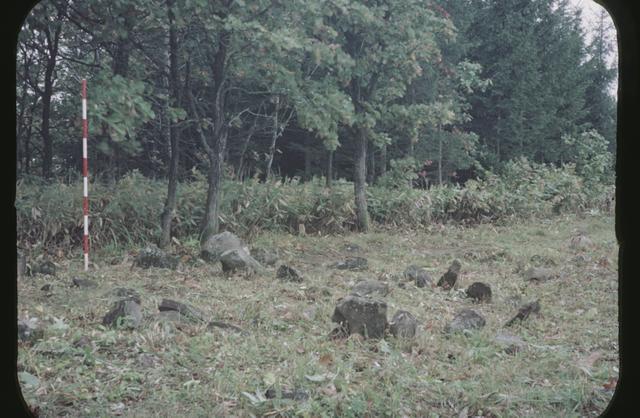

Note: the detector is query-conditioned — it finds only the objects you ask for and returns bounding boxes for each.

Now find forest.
[16,1,620,417]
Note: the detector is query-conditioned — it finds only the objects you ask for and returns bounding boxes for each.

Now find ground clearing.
[18,213,618,417]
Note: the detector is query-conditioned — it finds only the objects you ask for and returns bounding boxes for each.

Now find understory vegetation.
[16,159,613,256]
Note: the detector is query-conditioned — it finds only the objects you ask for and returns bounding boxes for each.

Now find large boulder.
[103,299,143,329]
[350,280,390,298]
[389,310,418,338]
[133,245,179,269]
[403,265,432,288]
[201,231,245,263]
[437,260,461,289]
[220,248,263,274]
[445,309,486,334]
[331,295,387,339]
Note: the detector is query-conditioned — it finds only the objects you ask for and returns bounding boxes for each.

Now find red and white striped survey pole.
[81,79,89,271]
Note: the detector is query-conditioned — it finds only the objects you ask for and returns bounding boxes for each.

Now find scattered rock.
[71,276,98,288]
[403,265,432,288]
[34,260,57,276]
[331,295,387,339]
[330,257,368,271]
[437,260,461,289]
[220,248,263,274]
[251,247,279,266]
[109,287,142,304]
[40,284,52,292]
[133,245,179,269]
[18,319,44,343]
[200,231,245,263]
[466,282,492,303]
[265,387,310,401]
[207,321,247,335]
[522,267,556,282]
[445,309,486,334]
[276,264,303,282]
[505,300,541,327]
[350,280,390,298]
[343,243,363,253]
[158,298,207,323]
[102,299,142,329]
[389,310,418,338]
[494,331,526,354]
[570,234,594,250]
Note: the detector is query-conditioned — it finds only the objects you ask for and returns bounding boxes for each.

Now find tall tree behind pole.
[159,0,181,249]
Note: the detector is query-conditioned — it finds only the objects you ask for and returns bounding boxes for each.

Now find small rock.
[158,299,207,323]
[343,243,363,253]
[331,295,387,339]
[445,309,486,334]
[252,247,279,266]
[40,284,52,292]
[200,231,244,263]
[133,245,179,269]
[494,331,526,354]
[265,387,309,401]
[466,282,492,303]
[72,277,98,288]
[102,299,142,329]
[437,260,461,289]
[505,300,541,327]
[389,310,418,338]
[109,287,142,304]
[18,319,43,343]
[570,234,594,250]
[350,280,389,298]
[403,265,432,288]
[522,267,556,282]
[276,264,303,282]
[331,257,368,271]
[35,260,57,276]
[220,248,263,274]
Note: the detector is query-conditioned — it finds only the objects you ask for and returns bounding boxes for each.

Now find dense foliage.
[16,0,617,244]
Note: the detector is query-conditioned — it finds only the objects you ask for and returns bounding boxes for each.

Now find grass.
[17,213,618,417]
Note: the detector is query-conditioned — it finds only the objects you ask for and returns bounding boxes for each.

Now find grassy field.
[17,213,618,417]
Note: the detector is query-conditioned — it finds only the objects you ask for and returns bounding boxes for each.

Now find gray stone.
[494,331,526,354]
[35,260,57,276]
[343,243,363,253]
[18,319,43,343]
[445,309,486,333]
[158,298,207,323]
[201,231,244,263]
[403,265,432,287]
[252,247,279,266]
[331,295,387,339]
[72,277,98,288]
[505,300,541,327]
[389,310,418,338]
[350,280,390,298]
[276,264,303,282]
[102,299,143,329]
[570,234,594,250]
[523,267,556,282]
[466,282,492,302]
[220,248,263,274]
[331,257,368,271]
[437,260,461,289]
[133,245,179,269]
[40,284,53,292]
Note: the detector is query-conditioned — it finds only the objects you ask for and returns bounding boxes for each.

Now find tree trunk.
[159,0,181,249]
[326,149,333,188]
[354,127,369,232]
[379,144,387,177]
[438,132,443,186]
[265,97,280,181]
[367,141,375,184]
[200,29,230,245]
